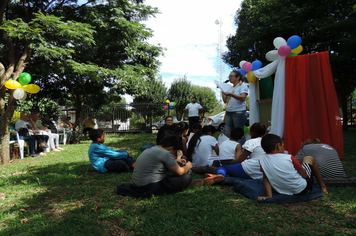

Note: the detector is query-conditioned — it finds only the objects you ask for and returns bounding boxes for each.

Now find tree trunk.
[0,46,31,163]
[340,94,348,131]
[0,91,17,165]
[73,102,83,144]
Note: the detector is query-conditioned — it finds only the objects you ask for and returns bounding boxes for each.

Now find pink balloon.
[163,105,168,109]
[278,45,292,57]
[241,62,252,72]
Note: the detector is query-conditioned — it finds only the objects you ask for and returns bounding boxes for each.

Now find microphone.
[224,80,229,83]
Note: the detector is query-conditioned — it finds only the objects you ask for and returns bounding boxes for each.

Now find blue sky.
[144,0,243,95]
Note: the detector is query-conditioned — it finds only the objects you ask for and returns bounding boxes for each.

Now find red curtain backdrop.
[284,51,344,159]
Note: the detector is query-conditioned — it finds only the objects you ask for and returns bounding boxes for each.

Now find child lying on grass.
[88,129,136,173]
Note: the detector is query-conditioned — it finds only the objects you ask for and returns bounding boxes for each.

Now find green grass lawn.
[1,130,356,236]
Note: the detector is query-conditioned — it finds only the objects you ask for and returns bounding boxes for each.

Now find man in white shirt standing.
[185,97,203,132]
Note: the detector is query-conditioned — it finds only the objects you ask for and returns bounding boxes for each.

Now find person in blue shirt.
[88,129,136,173]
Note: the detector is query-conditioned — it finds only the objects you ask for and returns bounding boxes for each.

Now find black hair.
[159,134,181,150]
[249,122,266,139]
[192,123,202,131]
[230,127,244,140]
[187,125,216,161]
[261,134,283,153]
[177,122,189,134]
[165,116,173,122]
[89,129,104,142]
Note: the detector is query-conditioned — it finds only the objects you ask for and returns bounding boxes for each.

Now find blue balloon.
[238,68,247,76]
[169,106,173,109]
[287,35,302,50]
[251,60,263,71]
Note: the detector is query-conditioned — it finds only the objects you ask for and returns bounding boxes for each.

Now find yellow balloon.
[22,84,40,94]
[165,100,170,104]
[5,80,21,90]
[247,71,257,83]
[291,45,303,54]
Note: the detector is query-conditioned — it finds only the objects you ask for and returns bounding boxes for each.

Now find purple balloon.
[252,60,263,71]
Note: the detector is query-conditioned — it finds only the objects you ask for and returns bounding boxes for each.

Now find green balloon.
[19,72,32,86]
[173,102,176,106]
[244,126,249,135]
[288,52,298,57]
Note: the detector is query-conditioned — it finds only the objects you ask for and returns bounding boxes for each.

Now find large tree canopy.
[224,0,356,129]
[0,0,163,164]
[168,76,219,121]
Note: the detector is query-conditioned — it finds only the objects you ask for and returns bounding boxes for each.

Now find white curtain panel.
[248,81,260,125]
[251,58,286,137]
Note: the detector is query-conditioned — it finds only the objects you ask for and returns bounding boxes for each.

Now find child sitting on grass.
[88,129,136,173]
[257,134,328,201]
[187,125,219,167]
[204,123,266,185]
[218,127,244,159]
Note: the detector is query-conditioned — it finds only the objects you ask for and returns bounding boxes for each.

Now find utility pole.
[215,19,225,82]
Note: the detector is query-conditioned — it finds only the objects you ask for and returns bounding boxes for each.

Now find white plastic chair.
[10,130,27,159]
[57,129,67,145]
[50,125,66,145]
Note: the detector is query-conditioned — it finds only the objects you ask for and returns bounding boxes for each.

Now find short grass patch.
[1,130,356,236]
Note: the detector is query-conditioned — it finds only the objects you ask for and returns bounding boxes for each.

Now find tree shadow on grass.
[1,161,136,236]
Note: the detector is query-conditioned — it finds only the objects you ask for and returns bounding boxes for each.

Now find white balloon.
[265,50,279,61]
[239,60,247,68]
[20,92,27,100]
[273,37,287,49]
[13,88,26,100]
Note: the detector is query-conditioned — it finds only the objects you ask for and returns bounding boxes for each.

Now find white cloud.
[145,0,242,82]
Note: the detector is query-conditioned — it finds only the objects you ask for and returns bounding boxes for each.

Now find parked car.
[205,112,225,131]
[205,111,250,132]
[146,117,180,130]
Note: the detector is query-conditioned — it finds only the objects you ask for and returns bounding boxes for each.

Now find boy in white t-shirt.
[258,134,328,201]
[218,127,244,159]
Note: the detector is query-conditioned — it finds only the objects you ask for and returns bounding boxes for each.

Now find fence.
[81,103,171,133]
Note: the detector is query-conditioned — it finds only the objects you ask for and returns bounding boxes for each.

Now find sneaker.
[31,154,41,158]
[203,174,225,185]
[52,148,61,152]
[204,173,214,178]
[57,147,64,150]
[186,179,205,189]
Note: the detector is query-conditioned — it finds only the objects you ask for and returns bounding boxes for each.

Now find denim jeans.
[225,111,247,145]
[19,135,36,154]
